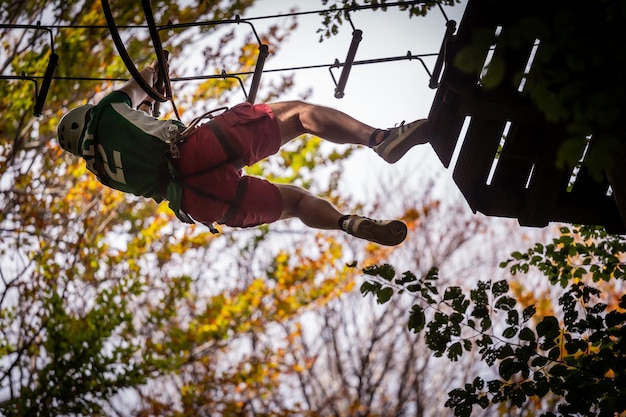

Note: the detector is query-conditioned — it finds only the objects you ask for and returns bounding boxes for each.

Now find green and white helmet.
[57,104,94,156]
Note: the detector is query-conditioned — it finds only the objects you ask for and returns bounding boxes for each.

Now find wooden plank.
[489,121,538,194]
[550,194,623,232]
[518,124,568,227]
[471,123,540,217]
[427,0,499,167]
[490,159,533,193]
[496,121,541,159]
[567,166,612,200]
[454,92,543,123]
[428,0,544,165]
[428,85,465,168]
[452,117,507,212]
[426,0,626,232]
[483,25,536,96]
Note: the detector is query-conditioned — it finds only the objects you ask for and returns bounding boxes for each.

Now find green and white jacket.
[82,91,189,222]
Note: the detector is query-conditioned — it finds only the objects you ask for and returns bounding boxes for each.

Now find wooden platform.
[427,0,625,233]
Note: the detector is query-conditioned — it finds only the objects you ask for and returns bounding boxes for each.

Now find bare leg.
[267,100,428,164]
[268,101,373,228]
[275,183,407,246]
[268,101,381,147]
[266,102,410,246]
[276,184,343,230]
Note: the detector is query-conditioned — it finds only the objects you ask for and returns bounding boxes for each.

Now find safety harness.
[163,109,248,233]
[88,105,246,235]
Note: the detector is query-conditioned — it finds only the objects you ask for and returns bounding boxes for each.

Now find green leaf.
[472,305,489,319]
[425,267,439,282]
[492,280,509,297]
[494,295,517,311]
[550,376,564,395]
[360,281,382,297]
[499,358,517,380]
[362,263,396,280]
[445,388,473,417]
[480,317,492,331]
[444,286,462,301]
[606,310,626,327]
[452,296,470,314]
[549,364,568,377]
[376,287,394,304]
[455,43,492,74]
[510,386,526,407]
[506,309,520,326]
[521,381,536,396]
[522,305,536,322]
[470,282,490,305]
[448,341,463,361]
[477,394,489,409]
[536,316,559,337]
[408,305,426,333]
[395,271,417,284]
[535,380,550,397]
[502,326,518,339]
[573,266,587,278]
[406,283,422,293]
[497,344,514,360]
[463,339,473,352]
[450,312,464,324]
[487,379,503,393]
[519,327,536,341]
[548,346,561,361]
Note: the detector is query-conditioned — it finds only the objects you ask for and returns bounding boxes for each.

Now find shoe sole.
[353,219,407,246]
[376,120,428,164]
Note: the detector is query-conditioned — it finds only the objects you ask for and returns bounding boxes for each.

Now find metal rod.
[1,53,438,83]
[33,53,58,117]
[429,19,456,89]
[334,29,362,98]
[247,44,269,104]
[101,0,167,103]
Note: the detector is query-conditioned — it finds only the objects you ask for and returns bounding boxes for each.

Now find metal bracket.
[0,21,58,116]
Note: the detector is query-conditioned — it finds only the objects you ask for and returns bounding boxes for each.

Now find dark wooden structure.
[426,0,626,233]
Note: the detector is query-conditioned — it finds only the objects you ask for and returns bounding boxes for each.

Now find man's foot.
[342,215,407,246]
[372,119,429,164]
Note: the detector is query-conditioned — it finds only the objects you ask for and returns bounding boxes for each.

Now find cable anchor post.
[247,43,269,104]
[429,19,457,89]
[333,12,362,99]
[167,124,181,159]
[33,52,58,117]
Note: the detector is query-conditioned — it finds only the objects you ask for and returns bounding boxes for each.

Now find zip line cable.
[0,1,455,116]
[0,1,450,31]
[1,51,441,120]
[0,53,439,84]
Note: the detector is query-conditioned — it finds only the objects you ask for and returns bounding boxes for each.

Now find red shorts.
[174,102,282,228]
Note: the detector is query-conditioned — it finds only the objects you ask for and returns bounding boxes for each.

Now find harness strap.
[170,122,236,181]
[163,119,249,229]
[170,175,248,226]
[216,179,248,225]
[204,119,244,169]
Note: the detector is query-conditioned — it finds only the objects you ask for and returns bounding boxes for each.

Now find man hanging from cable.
[57,61,428,246]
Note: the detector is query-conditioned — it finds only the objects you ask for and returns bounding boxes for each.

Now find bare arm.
[117,64,158,110]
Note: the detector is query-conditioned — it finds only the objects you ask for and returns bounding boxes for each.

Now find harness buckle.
[169,141,180,159]
[167,124,182,159]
